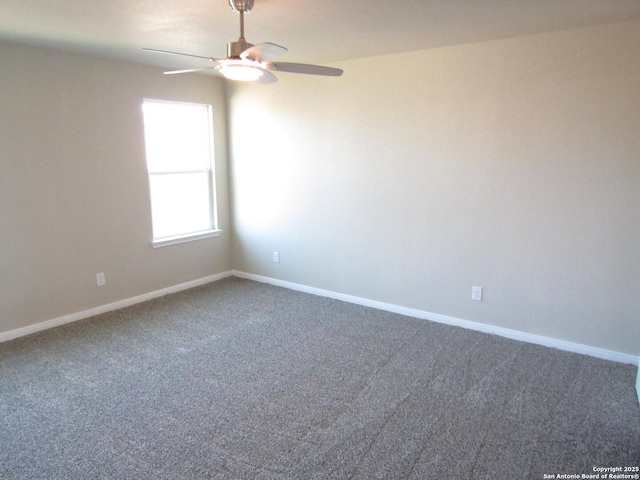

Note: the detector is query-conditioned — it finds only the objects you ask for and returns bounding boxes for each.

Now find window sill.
[152,229,222,248]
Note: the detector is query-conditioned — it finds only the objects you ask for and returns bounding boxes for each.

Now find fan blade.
[143,48,219,63]
[164,67,219,75]
[265,62,343,77]
[240,43,287,62]
[256,69,278,84]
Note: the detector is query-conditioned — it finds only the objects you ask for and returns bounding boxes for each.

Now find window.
[142,99,219,247]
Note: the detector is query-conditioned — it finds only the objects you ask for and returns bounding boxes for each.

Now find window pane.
[143,101,212,173]
[142,99,217,243]
[149,172,212,239]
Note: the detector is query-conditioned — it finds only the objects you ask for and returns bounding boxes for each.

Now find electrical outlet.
[96,272,106,287]
[273,252,280,263]
[472,286,482,301]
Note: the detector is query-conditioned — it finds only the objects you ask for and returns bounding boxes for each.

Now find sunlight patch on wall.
[230,102,297,232]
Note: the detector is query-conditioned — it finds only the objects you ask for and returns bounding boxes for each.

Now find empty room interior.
[1,0,639,478]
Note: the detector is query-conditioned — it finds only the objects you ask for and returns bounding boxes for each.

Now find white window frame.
[142,99,221,248]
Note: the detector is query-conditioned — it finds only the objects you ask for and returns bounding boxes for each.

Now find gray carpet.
[1,277,638,479]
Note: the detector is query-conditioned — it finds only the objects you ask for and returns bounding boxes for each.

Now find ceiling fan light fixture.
[145,0,343,83]
[219,64,264,81]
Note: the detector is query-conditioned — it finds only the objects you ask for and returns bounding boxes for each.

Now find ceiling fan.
[144,0,343,84]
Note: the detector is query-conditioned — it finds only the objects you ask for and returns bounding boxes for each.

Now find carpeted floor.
[1,277,639,479]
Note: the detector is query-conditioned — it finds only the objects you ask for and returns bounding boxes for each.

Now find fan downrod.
[227,0,255,57]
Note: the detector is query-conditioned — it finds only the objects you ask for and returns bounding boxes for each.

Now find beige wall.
[0,42,231,333]
[1,20,638,357]
[228,20,640,355]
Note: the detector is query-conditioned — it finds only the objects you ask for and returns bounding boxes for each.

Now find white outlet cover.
[96,272,106,286]
[472,286,482,301]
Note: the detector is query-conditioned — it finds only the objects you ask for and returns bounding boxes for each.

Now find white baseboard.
[3,269,637,369]
[232,270,639,366]
[0,271,233,343]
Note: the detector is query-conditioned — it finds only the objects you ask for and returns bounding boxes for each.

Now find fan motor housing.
[227,39,253,58]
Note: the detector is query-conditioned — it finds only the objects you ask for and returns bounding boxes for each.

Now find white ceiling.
[1,0,640,71]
